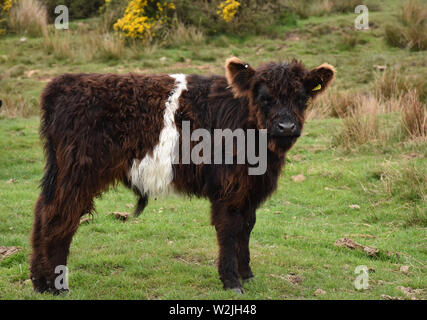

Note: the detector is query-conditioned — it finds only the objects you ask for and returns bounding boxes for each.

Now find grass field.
[0,0,426,299]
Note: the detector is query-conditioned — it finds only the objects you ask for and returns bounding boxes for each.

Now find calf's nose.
[277,122,298,136]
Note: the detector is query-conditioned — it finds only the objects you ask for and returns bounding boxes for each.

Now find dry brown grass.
[163,21,205,47]
[288,0,380,18]
[332,95,381,148]
[0,94,38,118]
[385,0,427,51]
[43,29,125,61]
[84,32,125,61]
[375,161,427,202]
[374,69,411,101]
[401,0,427,27]
[43,30,73,60]
[8,0,48,37]
[308,90,363,120]
[401,90,427,140]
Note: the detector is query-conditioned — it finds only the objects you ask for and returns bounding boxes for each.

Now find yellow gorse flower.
[113,0,175,40]
[1,0,16,12]
[217,0,240,23]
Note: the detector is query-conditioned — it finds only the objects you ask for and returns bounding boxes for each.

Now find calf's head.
[225,57,335,148]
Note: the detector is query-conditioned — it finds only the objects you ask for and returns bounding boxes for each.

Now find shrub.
[99,0,129,32]
[0,0,15,35]
[113,0,175,41]
[42,0,104,20]
[217,0,240,23]
[8,0,47,37]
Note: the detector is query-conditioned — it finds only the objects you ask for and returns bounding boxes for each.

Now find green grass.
[0,0,426,300]
[0,117,425,300]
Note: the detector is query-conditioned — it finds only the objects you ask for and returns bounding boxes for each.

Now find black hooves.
[230,287,245,294]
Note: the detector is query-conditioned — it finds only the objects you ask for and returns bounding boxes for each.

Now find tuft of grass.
[401,0,427,27]
[384,24,407,48]
[401,90,427,140]
[384,0,427,51]
[0,94,38,118]
[43,30,73,60]
[288,0,380,18]
[375,161,427,202]
[332,95,381,148]
[8,0,48,37]
[404,206,427,227]
[85,32,125,61]
[374,69,411,101]
[163,21,206,47]
[43,29,125,62]
[308,90,360,119]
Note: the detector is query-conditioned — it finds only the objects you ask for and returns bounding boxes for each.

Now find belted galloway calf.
[31,57,335,293]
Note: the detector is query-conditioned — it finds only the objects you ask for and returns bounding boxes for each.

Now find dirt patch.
[174,254,204,265]
[334,238,379,256]
[291,174,306,183]
[0,246,20,260]
[108,212,130,221]
[397,286,424,300]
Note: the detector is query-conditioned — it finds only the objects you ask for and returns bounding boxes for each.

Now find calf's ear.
[304,63,336,98]
[225,57,256,97]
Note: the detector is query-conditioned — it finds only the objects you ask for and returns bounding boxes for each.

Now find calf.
[30,57,335,294]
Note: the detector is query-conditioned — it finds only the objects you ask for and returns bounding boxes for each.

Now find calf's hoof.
[229,287,245,294]
[31,276,49,293]
[49,287,69,296]
[32,276,69,295]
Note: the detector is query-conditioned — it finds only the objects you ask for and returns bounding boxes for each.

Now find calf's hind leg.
[30,190,95,294]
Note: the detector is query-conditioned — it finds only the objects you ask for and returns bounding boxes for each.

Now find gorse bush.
[217,0,240,22]
[0,0,15,35]
[113,0,175,40]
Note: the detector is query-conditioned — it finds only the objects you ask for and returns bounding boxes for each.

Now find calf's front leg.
[237,210,256,281]
[212,205,245,293]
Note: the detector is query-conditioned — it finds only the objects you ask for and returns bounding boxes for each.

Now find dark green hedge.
[42,0,105,20]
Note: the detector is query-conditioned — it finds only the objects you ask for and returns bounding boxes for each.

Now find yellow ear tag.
[312,84,322,91]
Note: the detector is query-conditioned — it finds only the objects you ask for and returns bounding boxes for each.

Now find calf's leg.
[212,204,244,293]
[237,210,256,281]
[30,193,93,294]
